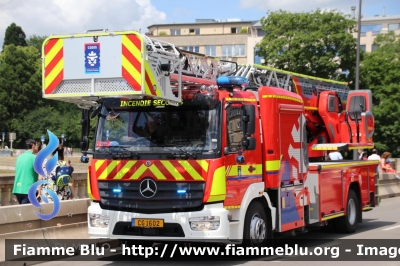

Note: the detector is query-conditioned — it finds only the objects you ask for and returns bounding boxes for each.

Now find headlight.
[189,216,220,231]
[89,213,110,228]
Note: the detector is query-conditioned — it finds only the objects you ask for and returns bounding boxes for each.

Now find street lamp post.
[353,0,362,160]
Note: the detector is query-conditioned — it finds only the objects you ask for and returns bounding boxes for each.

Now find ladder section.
[233,64,350,104]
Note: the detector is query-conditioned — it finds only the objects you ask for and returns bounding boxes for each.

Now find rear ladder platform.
[42,30,223,108]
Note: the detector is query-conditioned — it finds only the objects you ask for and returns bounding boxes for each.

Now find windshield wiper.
[178,147,198,159]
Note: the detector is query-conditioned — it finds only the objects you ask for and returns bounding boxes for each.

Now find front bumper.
[88,201,230,241]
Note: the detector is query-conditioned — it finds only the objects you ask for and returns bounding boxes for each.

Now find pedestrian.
[40,142,76,201]
[368,149,381,160]
[329,151,343,160]
[358,149,365,160]
[12,139,41,204]
[362,153,368,160]
[380,152,400,179]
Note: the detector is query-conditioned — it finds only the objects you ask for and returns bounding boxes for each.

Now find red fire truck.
[42,30,379,247]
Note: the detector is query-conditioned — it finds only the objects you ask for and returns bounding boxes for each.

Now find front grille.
[98,180,205,214]
[113,222,185,237]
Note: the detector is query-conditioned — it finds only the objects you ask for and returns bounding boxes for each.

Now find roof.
[361,15,400,22]
[147,20,259,29]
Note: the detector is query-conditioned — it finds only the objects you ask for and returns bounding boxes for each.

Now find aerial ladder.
[230,64,375,157]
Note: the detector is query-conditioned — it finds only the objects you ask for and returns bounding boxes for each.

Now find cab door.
[223,102,263,208]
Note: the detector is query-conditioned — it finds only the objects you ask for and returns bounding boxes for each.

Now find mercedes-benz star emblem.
[139,179,157,198]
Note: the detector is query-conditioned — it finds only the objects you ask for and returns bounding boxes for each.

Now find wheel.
[334,189,359,233]
[242,201,269,247]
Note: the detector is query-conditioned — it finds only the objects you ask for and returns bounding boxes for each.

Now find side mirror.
[224,147,230,155]
[242,137,256,150]
[80,139,89,152]
[81,109,90,137]
[91,104,101,119]
[241,104,255,134]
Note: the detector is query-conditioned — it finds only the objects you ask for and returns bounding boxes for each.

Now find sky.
[0,0,399,48]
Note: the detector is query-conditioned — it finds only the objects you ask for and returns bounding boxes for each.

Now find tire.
[242,201,269,248]
[334,189,359,233]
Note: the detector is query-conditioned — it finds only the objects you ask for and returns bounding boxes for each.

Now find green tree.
[360,31,400,156]
[27,35,48,57]
[256,9,357,82]
[3,23,27,49]
[0,44,42,141]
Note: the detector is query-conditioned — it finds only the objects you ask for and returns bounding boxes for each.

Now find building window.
[182,46,199,53]
[205,46,216,57]
[170,29,181,35]
[222,44,246,57]
[254,48,264,64]
[189,28,200,35]
[360,24,382,34]
[231,27,241,34]
[372,44,378,51]
[360,45,366,51]
[388,23,400,31]
[257,29,266,37]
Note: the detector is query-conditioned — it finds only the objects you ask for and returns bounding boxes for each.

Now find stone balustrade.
[0,172,88,206]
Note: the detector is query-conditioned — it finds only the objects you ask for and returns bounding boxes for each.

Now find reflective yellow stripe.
[320,161,379,169]
[226,98,256,102]
[130,164,147,179]
[149,164,167,180]
[45,39,63,67]
[178,161,204,180]
[45,58,64,88]
[348,145,374,150]
[114,161,137,180]
[262,94,303,103]
[266,160,281,171]
[95,160,104,171]
[321,212,344,221]
[225,205,240,210]
[87,172,95,200]
[161,161,185,180]
[98,160,119,180]
[304,106,318,111]
[228,164,262,176]
[122,35,141,61]
[207,166,226,202]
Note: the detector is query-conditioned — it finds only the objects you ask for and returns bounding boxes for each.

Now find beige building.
[355,15,400,52]
[147,15,400,65]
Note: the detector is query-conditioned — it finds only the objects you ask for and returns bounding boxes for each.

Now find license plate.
[132,219,164,228]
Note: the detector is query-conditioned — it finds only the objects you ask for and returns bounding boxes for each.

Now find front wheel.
[334,189,359,233]
[242,201,269,247]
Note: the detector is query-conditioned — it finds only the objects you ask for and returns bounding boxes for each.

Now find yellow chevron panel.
[144,61,162,97]
[178,161,204,180]
[95,160,106,171]
[161,161,185,180]
[122,54,142,85]
[45,58,64,88]
[114,160,137,180]
[45,39,63,67]
[98,160,119,180]
[197,160,209,172]
[129,164,147,180]
[149,164,167,180]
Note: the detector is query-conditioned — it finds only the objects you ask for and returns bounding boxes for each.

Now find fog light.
[89,213,110,228]
[189,216,220,231]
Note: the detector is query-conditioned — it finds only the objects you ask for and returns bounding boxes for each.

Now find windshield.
[94,100,221,158]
